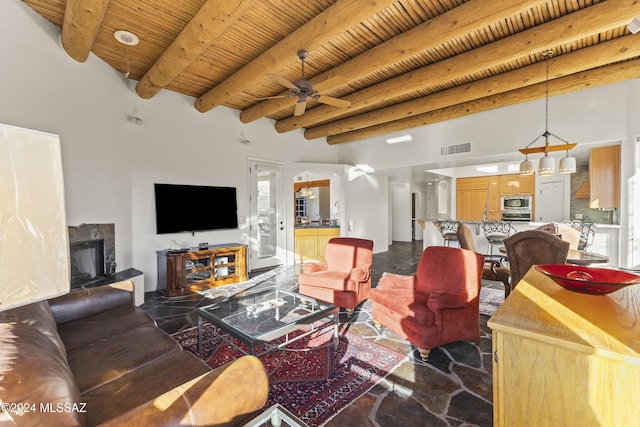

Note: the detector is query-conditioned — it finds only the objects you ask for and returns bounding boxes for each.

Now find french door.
[249,159,285,271]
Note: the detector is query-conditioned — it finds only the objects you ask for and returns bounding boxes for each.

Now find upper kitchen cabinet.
[499,174,535,196]
[589,145,620,209]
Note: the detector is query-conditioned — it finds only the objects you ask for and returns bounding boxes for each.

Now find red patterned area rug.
[172,323,406,426]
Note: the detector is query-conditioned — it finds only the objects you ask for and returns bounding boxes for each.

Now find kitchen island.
[294,225,340,263]
[421,220,619,267]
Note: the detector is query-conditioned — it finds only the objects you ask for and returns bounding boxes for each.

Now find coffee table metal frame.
[197,288,339,357]
[243,403,309,427]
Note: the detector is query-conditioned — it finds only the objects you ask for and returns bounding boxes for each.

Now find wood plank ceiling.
[23,0,640,145]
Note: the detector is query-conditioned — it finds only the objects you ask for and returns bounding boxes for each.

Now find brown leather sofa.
[0,281,269,426]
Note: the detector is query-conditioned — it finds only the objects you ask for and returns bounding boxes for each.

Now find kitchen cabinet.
[488,267,640,426]
[457,189,487,221]
[294,227,339,263]
[487,176,500,220]
[456,177,488,221]
[499,174,534,195]
[589,145,620,208]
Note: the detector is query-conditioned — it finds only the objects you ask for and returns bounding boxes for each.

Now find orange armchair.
[297,237,374,315]
[370,246,484,360]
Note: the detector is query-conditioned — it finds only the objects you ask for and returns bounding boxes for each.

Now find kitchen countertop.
[294,225,340,229]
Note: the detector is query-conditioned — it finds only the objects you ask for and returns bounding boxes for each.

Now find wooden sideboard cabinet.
[488,267,640,426]
[157,243,247,296]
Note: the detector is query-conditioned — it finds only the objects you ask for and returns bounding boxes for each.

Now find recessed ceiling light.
[386,134,412,144]
[114,30,139,46]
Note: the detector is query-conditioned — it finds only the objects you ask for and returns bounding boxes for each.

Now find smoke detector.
[114,30,139,46]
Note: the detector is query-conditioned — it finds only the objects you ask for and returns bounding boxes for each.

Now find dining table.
[498,247,609,266]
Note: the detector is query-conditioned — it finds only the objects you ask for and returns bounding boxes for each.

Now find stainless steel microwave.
[501,195,532,211]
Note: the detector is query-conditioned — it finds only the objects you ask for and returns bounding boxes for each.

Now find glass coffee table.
[197,288,339,356]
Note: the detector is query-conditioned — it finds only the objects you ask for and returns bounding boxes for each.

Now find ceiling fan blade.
[254,95,290,100]
[313,75,348,93]
[266,73,298,90]
[294,100,307,116]
[316,95,351,109]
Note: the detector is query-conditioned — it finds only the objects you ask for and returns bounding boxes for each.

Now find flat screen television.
[154,183,238,234]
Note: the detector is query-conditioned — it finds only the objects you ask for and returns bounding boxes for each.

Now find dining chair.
[297,237,373,316]
[438,219,459,247]
[503,230,569,290]
[457,222,512,297]
[370,246,484,361]
[535,222,581,250]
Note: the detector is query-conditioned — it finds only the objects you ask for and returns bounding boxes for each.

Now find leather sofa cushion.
[57,304,154,351]
[82,350,211,426]
[49,283,134,325]
[1,300,67,359]
[67,323,182,393]
[0,302,84,426]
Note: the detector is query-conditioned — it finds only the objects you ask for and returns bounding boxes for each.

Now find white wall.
[391,182,412,242]
[344,168,389,253]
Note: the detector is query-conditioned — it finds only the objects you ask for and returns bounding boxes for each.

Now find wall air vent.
[441,142,471,156]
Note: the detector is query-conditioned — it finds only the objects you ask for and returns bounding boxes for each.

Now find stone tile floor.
[142,241,504,426]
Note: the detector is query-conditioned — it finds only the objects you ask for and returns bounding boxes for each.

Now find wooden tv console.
[156,243,248,296]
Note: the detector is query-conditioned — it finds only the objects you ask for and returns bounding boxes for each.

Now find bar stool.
[482,220,516,255]
[563,220,595,250]
[438,219,459,247]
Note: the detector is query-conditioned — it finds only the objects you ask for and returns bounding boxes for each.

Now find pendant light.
[519,50,577,175]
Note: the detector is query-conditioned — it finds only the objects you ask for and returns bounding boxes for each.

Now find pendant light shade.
[538,154,555,176]
[520,157,535,175]
[559,154,577,174]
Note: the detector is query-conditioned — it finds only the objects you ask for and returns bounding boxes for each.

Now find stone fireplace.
[68,223,115,289]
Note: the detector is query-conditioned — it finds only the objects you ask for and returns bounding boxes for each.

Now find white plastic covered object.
[0,123,69,311]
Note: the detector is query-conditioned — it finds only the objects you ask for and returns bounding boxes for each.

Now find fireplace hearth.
[68,224,115,289]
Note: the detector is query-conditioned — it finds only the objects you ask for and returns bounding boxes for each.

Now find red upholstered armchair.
[370,246,484,360]
[297,237,374,316]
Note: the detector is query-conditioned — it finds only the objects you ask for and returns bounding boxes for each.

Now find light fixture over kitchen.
[519,50,577,175]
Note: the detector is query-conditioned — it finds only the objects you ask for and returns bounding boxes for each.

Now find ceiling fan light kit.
[519,50,577,176]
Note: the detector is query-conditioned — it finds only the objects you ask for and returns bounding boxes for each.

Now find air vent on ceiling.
[441,141,471,156]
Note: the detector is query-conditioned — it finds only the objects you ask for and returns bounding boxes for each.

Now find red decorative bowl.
[535,264,640,295]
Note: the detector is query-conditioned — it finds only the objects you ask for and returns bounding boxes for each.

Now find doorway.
[249,159,285,271]
[538,180,565,222]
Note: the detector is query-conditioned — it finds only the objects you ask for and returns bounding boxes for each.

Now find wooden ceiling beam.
[326,59,640,145]
[239,0,549,123]
[194,0,398,113]
[275,0,640,133]
[304,35,640,140]
[60,0,110,63]
[135,0,258,99]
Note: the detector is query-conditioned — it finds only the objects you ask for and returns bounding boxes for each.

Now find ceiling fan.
[262,50,351,116]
